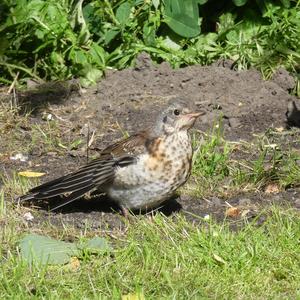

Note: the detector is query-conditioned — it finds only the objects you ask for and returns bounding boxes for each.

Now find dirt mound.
[2,54,300,229]
[16,53,296,144]
[86,53,296,141]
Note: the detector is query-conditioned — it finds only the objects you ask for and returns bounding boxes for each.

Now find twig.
[86,124,90,164]
[12,88,18,107]
[88,129,96,148]
[7,72,19,95]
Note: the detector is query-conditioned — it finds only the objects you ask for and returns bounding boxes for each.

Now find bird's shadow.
[30,194,182,217]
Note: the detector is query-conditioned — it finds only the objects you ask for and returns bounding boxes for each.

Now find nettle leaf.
[164,0,200,38]
[89,43,107,67]
[116,2,132,25]
[232,0,248,6]
[143,22,156,46]
[104,29,120,45]
[20,234,79,265]
[69,48,88,65]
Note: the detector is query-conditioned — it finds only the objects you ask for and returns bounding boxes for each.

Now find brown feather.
[18,131,151,209]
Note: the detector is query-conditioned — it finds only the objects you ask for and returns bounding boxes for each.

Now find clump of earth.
[2,53,300,230]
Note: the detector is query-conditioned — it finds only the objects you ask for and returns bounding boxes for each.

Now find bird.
[18,98,204,215]
[286,100,300,128]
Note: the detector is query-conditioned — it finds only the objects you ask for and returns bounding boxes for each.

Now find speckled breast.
[107,131,193,210]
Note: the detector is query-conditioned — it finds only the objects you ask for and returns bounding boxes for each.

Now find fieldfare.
[19,98,204,214]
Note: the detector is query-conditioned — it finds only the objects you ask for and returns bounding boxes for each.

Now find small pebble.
[10,153,28,162]
[23,212,34,221]
[42,112,53,121]
[203,214,210,221]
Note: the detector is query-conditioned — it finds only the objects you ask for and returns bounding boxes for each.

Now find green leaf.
[69,49,88,65]
[89,43,106,67]
[152,0,160,9]
[232,0,248,6]
[0,38,9,55]
[116,2,132,25]
[195,0,208,4]
[82,237,112,253]
[70,0,90,45]
[104,29,120,45]
[159,36,181,51]
[279,0,290,8]
[50,52,65,65]
[143,22,156,46]
[164,0,200,38]
[69,139,82,150]
[80,67,103,87]
[20,234,79,265]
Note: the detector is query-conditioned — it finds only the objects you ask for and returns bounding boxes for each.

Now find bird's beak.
[183,111,205,119]
[178,110,205,129]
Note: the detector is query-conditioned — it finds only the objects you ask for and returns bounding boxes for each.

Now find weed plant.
[0,0,299,90]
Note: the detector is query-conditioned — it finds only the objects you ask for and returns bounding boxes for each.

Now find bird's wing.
[18,131,150,210]
[102,131,149,157]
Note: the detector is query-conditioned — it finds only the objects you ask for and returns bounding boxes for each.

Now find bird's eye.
[173,109,180,116]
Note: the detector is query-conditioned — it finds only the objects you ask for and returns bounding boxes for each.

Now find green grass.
[2,105,300,298]
[1,209,300,299]
[188,125,300,198]
[0,100,83,156]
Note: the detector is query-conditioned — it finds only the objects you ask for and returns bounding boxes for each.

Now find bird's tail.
[18,155,135,211]
[18,158,115,210]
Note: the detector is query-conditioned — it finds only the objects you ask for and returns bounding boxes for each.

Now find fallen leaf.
[69,256,80,271]
[265,183,280,194]
[20,234,79,265]
[275,127,284,132]
[241,209,251,218]
[19,234,111,266]
[122,293,145,300]
[264,143,278,149]
[18,171,45,178]
[225,207,240,217]
[79,237,112,253]
[212,253,226,265]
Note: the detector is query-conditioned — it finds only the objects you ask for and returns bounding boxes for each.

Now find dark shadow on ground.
[17,81,79,114]
[25,194,183,217]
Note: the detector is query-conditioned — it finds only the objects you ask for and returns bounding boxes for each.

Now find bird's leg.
[120,205,129,218]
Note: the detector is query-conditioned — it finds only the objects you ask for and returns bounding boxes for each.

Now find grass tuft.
[1,209,300,298]
[189,123,300,198]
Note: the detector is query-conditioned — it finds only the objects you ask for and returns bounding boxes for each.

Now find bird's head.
[154,98,205,135]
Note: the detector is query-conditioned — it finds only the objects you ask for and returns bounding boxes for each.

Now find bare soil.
[1,53,300,230]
